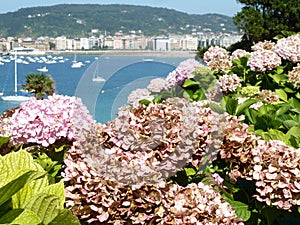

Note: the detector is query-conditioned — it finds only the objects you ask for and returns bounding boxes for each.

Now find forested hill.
[0,4,237,37]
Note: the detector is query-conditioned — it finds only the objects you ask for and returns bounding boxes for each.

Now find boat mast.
[14,52,18,94]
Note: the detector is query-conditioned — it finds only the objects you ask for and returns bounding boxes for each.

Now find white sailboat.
[92,59,106,82]
[1,53,31,102]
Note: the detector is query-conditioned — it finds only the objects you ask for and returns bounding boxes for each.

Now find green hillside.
[0,4,237,37]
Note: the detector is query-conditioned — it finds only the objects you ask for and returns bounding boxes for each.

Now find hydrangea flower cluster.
[80,97,222,187]
[63,146,244,224]
[251,40,275,51]
[274,34,300,62]
[147,77,167,93]
[9,94,94,147]
[258,90,280,103]
[287,64,300,89]
[203,46,232,73]
[230,49,250,61]
[217,74,242,93]
[239,86,261,97]
[247,50,281,72]
[220,116,300,211]
[0,109,16,137]
[127,88,153,108]
[165,59,201,88]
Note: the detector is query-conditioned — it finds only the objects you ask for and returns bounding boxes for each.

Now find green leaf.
[3,151,49,209]
[286,125,300,137]
[0,209,41,225]
[275,89,287,101]
[284,87,295,93]
[138,99,151,106]
[41,181,65,209]
[49,209,80,225]
[282,120,299,130]
[0,171,42,206]
[0,136,10,148]
[236,98,260,116]
[194,88,206,101]
[182,79,199,88]
[275,105,290,116]
[225,97,238,115]
[54,145,66,153]
[209,102,225,114]
[244,108,258,124]
[227,199,251,221]
[261,129,287,143]
[0,157,8,188]
[183,89,193,99]
[184,167,197,176]
[25,193,60,225]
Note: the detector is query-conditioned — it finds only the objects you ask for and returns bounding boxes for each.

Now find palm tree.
[23,73,56,100]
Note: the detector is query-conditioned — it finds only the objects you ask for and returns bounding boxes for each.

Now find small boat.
[37,66,48,72]
[1,53,30,102]
[92,76,106,82]
[71,61,84,68]
[92,59,105,82]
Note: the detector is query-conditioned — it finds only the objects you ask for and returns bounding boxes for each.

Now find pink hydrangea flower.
[247,50,281,72]
[9,94,94,147]
[274,34,300,62]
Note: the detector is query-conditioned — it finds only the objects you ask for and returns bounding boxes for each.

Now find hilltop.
[0,4,237,37]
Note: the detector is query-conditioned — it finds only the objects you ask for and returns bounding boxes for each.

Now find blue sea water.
[0,54,190,123]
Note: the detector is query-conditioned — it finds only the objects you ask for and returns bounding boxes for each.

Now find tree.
[23,73,55,100]
[233,0,300,45]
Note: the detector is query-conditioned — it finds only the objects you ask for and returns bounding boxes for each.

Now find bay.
[0,54,191,123]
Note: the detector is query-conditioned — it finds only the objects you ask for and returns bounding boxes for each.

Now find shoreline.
[9,50,197,58]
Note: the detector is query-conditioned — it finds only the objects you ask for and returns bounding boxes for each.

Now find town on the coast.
[0,29,242,55]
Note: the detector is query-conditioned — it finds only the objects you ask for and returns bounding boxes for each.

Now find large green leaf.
[0,157,8,188]
[261,129,287,143]
[236,98,260,116]
[282,120,299,130]
[227,199,251,221]
[209,102,225,114]
[0,170,43,206]
[25,193,60,225]
[182,79,200,88]
[49,209,80,225]
[0,209,41,225]
[275,89,287,101]
[41,181,65,209]
[225,97,238,115]
[3,151,49,209]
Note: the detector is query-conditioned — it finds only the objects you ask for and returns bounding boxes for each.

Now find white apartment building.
[181,35,198,50]
[80,38,89,50]
[152,37,169,51]
[55,36,67,50]
[169,36,182,50]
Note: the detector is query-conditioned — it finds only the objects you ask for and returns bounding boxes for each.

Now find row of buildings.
[0,32,242,54]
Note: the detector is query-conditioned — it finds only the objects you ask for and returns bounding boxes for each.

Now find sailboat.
[1,53,31,101]
[92,59,105,82]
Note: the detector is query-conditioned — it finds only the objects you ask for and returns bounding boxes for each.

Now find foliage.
[0,4,237,37]
[0,148,80,225]
[23,73,55,100]
[233,0,300,46]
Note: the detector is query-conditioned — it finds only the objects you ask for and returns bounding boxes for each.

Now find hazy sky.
[0,0,243,16]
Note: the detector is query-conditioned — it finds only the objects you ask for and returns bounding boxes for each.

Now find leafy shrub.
[0,144,80,225]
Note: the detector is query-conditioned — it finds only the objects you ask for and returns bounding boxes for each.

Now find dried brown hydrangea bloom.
[287,65,300,89]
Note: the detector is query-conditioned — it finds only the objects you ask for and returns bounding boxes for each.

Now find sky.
[0,0,243,17]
